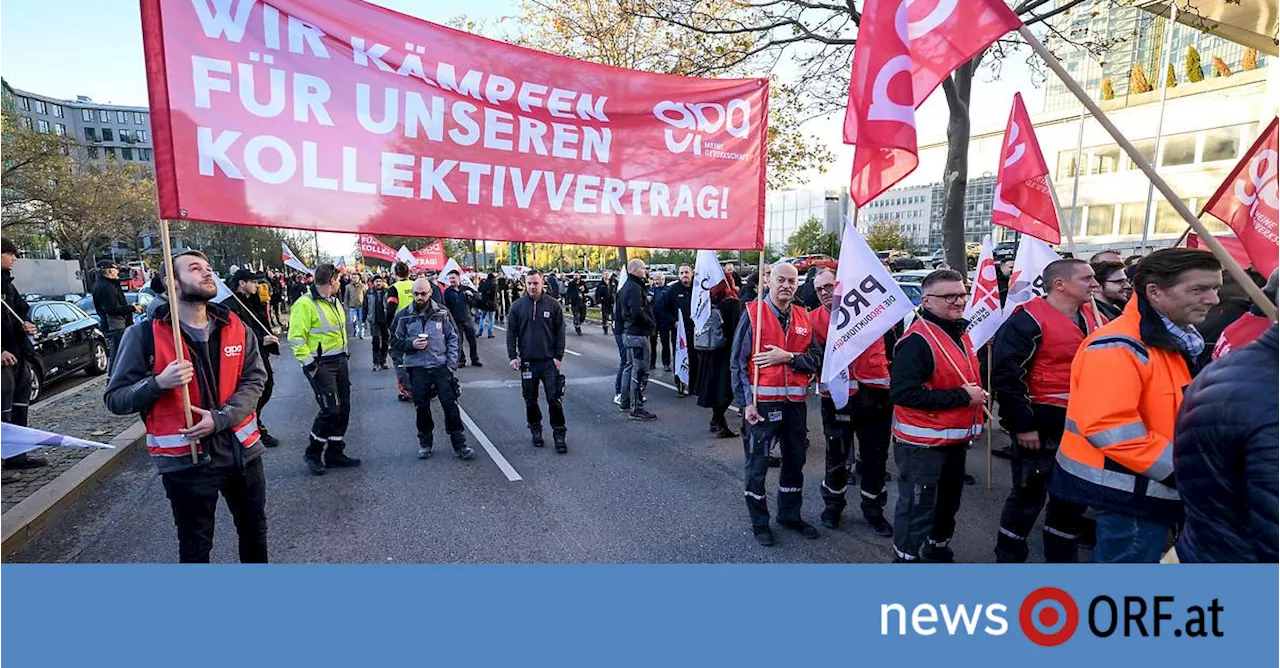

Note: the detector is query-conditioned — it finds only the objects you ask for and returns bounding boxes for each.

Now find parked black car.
[26,300,109,402]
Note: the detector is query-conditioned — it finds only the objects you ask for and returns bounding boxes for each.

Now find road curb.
[1,421,145,558]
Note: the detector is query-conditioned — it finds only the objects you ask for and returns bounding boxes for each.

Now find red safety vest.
[854,335,891,389]
[1018,298,1105,407]
[892,317,983,446]
[745,300,814,402]
[143,314,259,458]
[1212,312,1271,360]
[807,305,857,398]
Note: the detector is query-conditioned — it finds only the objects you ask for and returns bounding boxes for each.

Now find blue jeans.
[1092,509,1169,563]
[347,308,364,337]
[619,334,650,411]
[477,310,494,336]
[614,332,626,395]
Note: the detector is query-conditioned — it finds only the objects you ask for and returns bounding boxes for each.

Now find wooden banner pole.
[159,218,198,463]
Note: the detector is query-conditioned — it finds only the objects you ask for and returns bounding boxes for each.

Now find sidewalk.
[2,377,136,514]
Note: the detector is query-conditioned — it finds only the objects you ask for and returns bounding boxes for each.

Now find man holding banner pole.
[730,262,824,546]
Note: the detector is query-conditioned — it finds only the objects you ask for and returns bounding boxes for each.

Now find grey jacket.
[104,302,267,474]
[390,300,459,369]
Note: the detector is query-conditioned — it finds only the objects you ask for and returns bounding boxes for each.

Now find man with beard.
[289,264,359,476]
[105,250,268,562]
[666,265,696,397]
[392,278,474,461]
[445,269,482,367]
[226,269,282,448]
[1090,260,1131,321]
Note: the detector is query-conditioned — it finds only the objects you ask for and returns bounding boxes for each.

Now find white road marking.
[492,325,582,356]
[459,407,522,482]
[461,375,614,389]
[647,378,739,412]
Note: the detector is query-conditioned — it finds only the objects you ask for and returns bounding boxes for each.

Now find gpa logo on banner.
[653,100,751,159]
[880,587,1225,646]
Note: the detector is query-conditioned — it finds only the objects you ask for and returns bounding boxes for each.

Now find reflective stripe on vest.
[746,301,813,403]
[301,295,348,359]
[891,317,983,446]
[1055,449,1179,500]
[808,305,856,398]
[1020,298,1101,408]
[892,420,983,443]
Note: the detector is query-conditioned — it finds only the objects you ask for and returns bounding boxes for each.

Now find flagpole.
[1047,175,1105,329]
[1139,0,1178,254]
[751,247,766,411]
[986,341,994,491]
[159,218,198,464]
[1019,25,1278,323]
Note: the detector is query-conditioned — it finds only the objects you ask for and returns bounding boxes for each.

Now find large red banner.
[1202,117,1278,276]
[991,93,1060,244]
[140,0,768,249]
[357,233,396,261]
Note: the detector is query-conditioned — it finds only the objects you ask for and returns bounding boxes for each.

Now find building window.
[1160,132,1197,167]
[36,119,49,133]
[1086,204,1115,236]
[134,112,145,124]
[1090,146,1121,175]
[121,147,134,160]
[34,100,46,114]
[137,130,148,143]
[1118,202,1149,235]
[140,148,153,161]
[85,127,97,141]
[16,96,30,111]
[1201,127,1241,163]
[1125,139,1157,170]
[99,109,110,122]
[1056,152,1078,179]
[1154,199,1192,234]
[87,146,99,159]
[51,104,63,118]
[117,110,128,123]
[19,116,32,130]
[81,108,93,122]
[120,129,132,142]
[105,147,116,159]
[54,123,65,136]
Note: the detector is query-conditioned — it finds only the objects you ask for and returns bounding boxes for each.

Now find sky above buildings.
[1,0,1052,259]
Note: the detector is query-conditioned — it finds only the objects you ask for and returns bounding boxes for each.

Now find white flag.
[395,245,416,267]
[675,309,690,385]
[821,218,914,400]
[1,423,114,459]
[438,258,462,285]
[691,250,727,331]
[212,273,235,304]
[1002,235,1060,318]
[962,235,1005,348]
[281,242,312,275]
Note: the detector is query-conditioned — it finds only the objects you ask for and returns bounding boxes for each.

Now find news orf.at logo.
[1020,587,1078,646]
[652,100,751,160]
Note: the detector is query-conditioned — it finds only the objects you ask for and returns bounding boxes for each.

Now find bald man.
[618,258,657,420]
[390,278,473,460]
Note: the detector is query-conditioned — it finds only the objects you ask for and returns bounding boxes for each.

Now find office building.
[2,79,155,165]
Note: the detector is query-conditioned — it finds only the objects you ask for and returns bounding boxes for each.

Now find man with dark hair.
[226,268,281,449]
[386,262,417,400]
[667,265,696,396]
[596,271,616,335]
[445,270,482,367]
[365,275,393,370]
[731,262,824,546]
[1090,250,1123,264]
[507,270,568,452]
[1090,260,1130,321]
[105,250,268,562]
[1052,248,1222,562]
[991,259,1104,562]
[565,273,587,335]
[289,263,359,476]
[2,238,47,476]
[92,260,139,373]
[392,277,474,461]
[890,269,987,562]
[1212,270,1277,360]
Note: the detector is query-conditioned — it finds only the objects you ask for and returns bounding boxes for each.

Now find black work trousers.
[571,300,587,331]
[161,457,268,563]
[256,355,274,432]
[1,358,32,427]
[743,402,808,527]
[819,390,891,518]
[307,357,351,447]
[370,323,390,366]
[892,440,967,561]
[459,324,480,365]
[521,359,565,434]
[995,444,1087,563]
[651,327,674,368]
[408,365,465,448]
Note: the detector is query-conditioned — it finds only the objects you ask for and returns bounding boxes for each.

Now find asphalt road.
[13,317,1047,564]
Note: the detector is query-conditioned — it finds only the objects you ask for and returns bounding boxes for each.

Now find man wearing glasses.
[807,269,894,537]
[990,260,1104,563]
[1090,260,1131,321]
[889,269,987,562]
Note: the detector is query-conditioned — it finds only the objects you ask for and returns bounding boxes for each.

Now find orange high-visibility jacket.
[1052,299,1189,520]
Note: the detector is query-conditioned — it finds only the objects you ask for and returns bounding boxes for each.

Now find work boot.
[628,407,657,421]
[863,512,894,538]
[4,453,48,469]
[553,430,568,454]
[713,425,738,439]
[778,519,820,539]
[324,442,362,468]
[259,431,281,448]
[304,439,326,476]
[451,433,474,460]
[752,525,775,547]
[766,455,781,468]
[920,540,955,563]
[471,360,484,368]
[530,426,545,448]
[417,436,433,460]
[820,508,841,530]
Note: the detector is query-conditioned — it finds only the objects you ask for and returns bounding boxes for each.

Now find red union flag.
[963,235,1004,347]
[140,0,768,249]
[992,93,1060,244]
[1202,117,1279,276]
[357,234,396,262]
[843,0,1021,206]
[413,241,447,271]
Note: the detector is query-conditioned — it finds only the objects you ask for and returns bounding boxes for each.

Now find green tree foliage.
[1186,45,1204,83]
[1166,63,1177,88]
[863,221,906,252]
[785,217,827,255]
